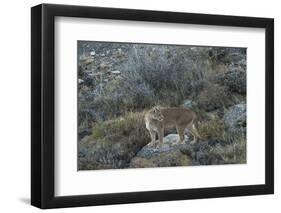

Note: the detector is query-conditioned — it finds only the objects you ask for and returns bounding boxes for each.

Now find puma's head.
[150,106,164,121]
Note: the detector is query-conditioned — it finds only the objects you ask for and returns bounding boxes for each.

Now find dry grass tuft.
[198,117,225,139]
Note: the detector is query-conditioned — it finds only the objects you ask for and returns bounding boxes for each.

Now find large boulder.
[224,103,246,134]
[181,99,198,110]
[130,134,226,168]
[130,134,192,168]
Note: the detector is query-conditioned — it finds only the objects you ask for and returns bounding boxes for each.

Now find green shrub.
[91,111,148,140]
[195,115,246,165]
[79,111,150,170]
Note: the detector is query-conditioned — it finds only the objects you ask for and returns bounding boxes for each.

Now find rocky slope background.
[78,41,246,170]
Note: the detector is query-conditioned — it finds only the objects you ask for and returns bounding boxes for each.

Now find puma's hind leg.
[176,126,186,143]
[191,124,202,140]
[187,122,201,144]
[157,128,164,145]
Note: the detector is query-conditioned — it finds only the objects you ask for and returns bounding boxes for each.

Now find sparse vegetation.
[91,111,149,142]
[198,116,225,139]
[196,83,234,112]
[79,112,150,170]
[78,41,247,170]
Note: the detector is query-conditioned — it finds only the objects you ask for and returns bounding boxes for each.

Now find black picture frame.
[31,3,274,209]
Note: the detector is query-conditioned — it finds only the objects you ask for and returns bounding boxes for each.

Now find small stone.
[181,99,197,109]
[110,70,121,75]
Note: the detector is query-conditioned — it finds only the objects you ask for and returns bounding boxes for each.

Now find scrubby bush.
[121,45,212,104]
[91,111,148,140]
[78,111,150,170]
[208,47,246,67]
[190,112,247,165]
[215,69,246,94]
[198,117,225,139]
[224,103,246,135]
[196,82,234,112]
[209,133,246,164]
[78,45,215,129]
[180,118,247,165]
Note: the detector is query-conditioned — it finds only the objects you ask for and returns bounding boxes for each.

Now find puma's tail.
[192,117,203,140]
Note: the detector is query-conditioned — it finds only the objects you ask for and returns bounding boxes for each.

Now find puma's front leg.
[189,129,198,144]
[149,130,156,144]
[158,128,164,145]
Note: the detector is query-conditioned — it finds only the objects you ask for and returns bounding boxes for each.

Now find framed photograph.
[31,3,274,209]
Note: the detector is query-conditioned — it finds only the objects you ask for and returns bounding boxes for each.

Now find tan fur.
[145,106,201,145]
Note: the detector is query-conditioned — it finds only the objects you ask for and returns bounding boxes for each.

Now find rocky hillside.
[78,41,247,170]
[78,102,246,170]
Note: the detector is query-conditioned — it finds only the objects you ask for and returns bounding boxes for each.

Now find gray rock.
[130,134,192,168]
[110,70,121,75]
[136,134,189,157]
[181,99,197,109]
[130,134,228,168]
[78,79,84,84]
